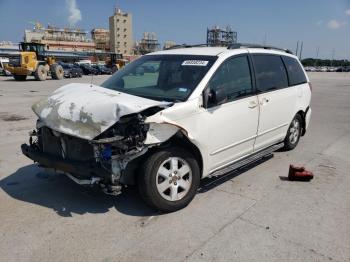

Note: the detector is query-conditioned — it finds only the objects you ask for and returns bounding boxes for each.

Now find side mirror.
[213,85,227,105]
[203,85,227,108]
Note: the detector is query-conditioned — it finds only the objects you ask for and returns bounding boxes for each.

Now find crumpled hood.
[32,83,169,140]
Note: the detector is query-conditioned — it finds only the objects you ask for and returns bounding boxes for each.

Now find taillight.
[308,82,313,92]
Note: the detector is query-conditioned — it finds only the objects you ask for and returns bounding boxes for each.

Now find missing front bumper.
[21,143,110,180]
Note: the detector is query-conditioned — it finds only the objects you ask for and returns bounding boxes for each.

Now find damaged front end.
[21,83,181,195]
[22,113,158,195]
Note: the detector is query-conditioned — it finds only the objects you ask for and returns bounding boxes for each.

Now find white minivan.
[22,44,312,212]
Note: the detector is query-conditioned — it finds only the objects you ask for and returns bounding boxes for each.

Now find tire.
[138,147,200,212]
[51,64,64,80]
[283,114,302,150]
[13,74,27,81]
[34,65,47,81]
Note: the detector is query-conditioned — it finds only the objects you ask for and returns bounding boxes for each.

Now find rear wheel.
[51,64,64,80]
[138,147,200,212]
[13,74,27,81]
[34,65,47,81]
[283,114,302,150]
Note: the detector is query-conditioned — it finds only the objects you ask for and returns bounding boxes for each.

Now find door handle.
[248,101,258,108]
[260,97,270,105]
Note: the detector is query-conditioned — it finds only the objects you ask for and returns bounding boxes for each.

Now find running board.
[210,143,284,177]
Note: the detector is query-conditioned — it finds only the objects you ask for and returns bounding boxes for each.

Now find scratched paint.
[32,83,169,140]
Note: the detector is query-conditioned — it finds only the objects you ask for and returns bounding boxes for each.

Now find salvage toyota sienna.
[22,44,312,212]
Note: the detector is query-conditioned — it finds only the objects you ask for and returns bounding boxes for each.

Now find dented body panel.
[22,46,311,199]
[32,83,169,140]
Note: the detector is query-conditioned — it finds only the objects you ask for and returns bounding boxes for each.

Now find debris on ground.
[288,164,314,181]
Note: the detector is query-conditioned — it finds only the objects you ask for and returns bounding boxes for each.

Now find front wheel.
[138,148,200,212]
[34,65,47,81]
[283,114,302,150]
[51,64,64,80]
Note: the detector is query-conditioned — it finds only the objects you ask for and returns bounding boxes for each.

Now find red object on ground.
[288,165,314,181]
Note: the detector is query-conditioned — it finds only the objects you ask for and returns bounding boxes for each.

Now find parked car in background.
[79,63,99,75]
[59,63,82,78]
[92,64,113,75]
[72,64,84,76]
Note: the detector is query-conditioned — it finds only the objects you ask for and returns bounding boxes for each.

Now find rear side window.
[253,55,288,92]
[282,56,307,86]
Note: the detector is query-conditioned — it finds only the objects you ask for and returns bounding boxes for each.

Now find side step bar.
[210,142,284,177]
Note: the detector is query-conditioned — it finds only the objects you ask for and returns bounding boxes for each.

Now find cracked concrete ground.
[0,73,349,262]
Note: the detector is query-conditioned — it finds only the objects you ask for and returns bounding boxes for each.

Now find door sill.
[209,142,284,178]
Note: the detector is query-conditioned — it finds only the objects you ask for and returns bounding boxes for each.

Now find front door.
[200,54,260,172]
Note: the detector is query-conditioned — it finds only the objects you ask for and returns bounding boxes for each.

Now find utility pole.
[263,33,267,45]
[331,48,335,67]
[299,41,303,60]
[295,41,299,56]
[315,46,320,67]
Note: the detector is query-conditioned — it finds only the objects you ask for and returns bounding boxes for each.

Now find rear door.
[252,54,297,150]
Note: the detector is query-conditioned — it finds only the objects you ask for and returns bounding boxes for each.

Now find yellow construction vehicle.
[106,53,128,73]
[5,42,64,81]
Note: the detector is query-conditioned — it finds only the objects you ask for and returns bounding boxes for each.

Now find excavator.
[5,42,64,81]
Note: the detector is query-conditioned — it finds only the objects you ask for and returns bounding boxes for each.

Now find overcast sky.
[0,0,349,59]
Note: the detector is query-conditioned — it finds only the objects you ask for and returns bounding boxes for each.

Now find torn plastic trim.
[144,122,180,144]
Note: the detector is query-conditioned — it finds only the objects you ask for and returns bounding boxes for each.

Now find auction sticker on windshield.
[182,60,209,66]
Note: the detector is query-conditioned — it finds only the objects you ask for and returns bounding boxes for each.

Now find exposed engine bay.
[20,83,189,196]
[23,109,176,195]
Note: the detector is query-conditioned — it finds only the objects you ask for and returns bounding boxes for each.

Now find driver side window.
[208,55,253,107]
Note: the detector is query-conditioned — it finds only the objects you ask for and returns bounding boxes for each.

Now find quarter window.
[253,55,288,92]
[208,55,253,104]
[282,56,307,86]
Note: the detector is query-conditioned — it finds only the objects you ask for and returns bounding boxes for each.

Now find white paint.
[144,123,179,144]
[33,83,169,139]
[32,47,311,180]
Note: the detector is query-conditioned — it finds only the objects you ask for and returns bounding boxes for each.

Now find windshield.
[101,55,217,102]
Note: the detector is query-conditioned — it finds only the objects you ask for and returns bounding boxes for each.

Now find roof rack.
[165,44,209,50]
[228,43,293,54]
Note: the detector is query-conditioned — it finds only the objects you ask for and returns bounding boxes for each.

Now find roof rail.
[228,43,293,54]
[165,44,209,50]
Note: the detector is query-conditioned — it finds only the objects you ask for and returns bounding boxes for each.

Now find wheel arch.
[121,131,204,185]
[296,108,308,136]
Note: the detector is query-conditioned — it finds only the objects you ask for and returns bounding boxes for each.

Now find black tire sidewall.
[138,147,200,212]
[284,114,302,150]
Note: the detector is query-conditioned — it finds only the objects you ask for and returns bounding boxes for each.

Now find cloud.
[327,19,346,29]
[316,20,323,26]
[346,9,350,16]
[66,0,82,26]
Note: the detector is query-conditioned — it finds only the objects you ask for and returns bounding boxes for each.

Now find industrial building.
[207,25,237,47]
[24,22,95,51]
[91,28,110,51]
[135,32,160,55]
[109,8,133,56]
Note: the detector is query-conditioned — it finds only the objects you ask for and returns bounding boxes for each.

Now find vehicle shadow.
[0,155,274,218]
[198,154,273,193]
[0,164,156,217]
